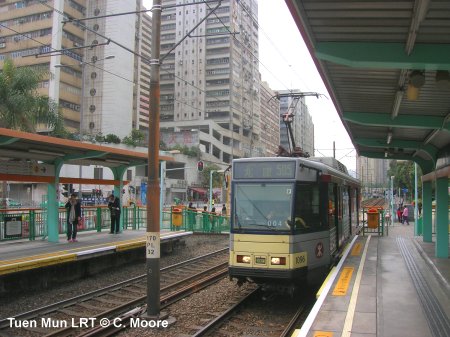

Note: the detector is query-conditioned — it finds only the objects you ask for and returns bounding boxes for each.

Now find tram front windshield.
[233,183,293,231]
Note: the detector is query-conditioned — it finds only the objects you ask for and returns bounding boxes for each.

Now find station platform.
[0,229,192,275]
[296,223,450,337]
[0,229,192,296]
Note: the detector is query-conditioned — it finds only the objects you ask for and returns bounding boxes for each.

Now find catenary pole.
[147,0,161,317]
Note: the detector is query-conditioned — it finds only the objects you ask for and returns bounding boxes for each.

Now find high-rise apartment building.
[82,0,138,138]
[259,80,280,156]
[357,156,389,195]
[0,0,140,139]
[277,90,314,156]
[136,11,152,133]
[158,0,262,163]
[0,0,86,132]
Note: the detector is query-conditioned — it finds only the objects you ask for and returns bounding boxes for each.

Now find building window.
[94,167,103,179]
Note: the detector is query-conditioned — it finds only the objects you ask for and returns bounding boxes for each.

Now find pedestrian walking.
[402,206,409,225]
[396,207,403,223]
[108,194,121,234]
[65,193,81,242]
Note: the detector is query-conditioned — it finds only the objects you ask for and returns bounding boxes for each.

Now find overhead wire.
[0,23,135,84]
[237,0,311,92]
[39,0,248,129]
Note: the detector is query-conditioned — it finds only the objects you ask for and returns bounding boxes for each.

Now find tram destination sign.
[233,161,296,179]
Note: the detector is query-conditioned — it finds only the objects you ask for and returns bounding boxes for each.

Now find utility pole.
[147,0,161,318]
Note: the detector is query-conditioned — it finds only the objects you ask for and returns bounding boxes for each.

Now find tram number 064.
[267,220,282,227]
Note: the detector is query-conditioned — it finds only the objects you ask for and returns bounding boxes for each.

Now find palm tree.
[0,59,65,207]
[0,59,61,132]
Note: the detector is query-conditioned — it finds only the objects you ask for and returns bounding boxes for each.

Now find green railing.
[361,207,387,236]
[0,206,230,241]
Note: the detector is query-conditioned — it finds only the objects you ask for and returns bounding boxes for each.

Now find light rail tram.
[229,156,361,293]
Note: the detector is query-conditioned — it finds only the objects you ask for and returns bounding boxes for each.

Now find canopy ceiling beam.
[315,42,450,70]
[0,136,20,146]
[354,138,438,161]
[360,151,434,174]
[344,112,450,131]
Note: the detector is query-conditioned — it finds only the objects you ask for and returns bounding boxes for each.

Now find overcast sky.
[143,0,356,171]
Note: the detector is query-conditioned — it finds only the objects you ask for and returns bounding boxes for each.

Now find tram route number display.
[233,161,296,179]
[146,232,160,258]
[4,215,22,238]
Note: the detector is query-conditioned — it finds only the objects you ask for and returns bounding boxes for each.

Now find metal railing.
[0,206,230,241]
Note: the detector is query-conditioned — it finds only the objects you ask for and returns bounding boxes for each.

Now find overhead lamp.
[391,90,403,118]
[409,70,425,88]
[29,149,64,156]
[386,131,392,145]
[406,83,420,101]
[436,70,450,90]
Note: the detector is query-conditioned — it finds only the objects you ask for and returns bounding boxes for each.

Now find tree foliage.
[105,133,121,144]
[0,59,61,132]
[122,129,145,147]
[387,160,422,201]
[170,144,200,157]
[199,163,223,187]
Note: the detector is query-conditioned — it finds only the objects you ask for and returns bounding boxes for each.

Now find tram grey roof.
[308,157,348,174]
[232,157,359,185]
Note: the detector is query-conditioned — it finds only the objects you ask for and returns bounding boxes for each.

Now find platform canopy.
[286,0,450,174]
[0,127,173,173]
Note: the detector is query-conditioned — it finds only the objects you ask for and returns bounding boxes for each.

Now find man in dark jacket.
[65,193,81,242]
[108,194,121,234]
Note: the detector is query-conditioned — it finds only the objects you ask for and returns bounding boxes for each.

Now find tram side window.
[293,183,321,232]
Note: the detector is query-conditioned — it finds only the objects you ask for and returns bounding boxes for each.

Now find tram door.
[328,183,338,254]
[335,185,344,248]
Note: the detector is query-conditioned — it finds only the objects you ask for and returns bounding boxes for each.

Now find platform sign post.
[146,0,162,318]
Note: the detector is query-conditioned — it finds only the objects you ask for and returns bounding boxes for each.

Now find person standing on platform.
[221,204,227,216]
[65,193,81,242]
[402,206,409,225]
[202,205,209,232]
[187,202,197,230]
[108,194,121,234]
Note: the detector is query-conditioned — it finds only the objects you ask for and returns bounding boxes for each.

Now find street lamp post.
[391,176,395,224]
[209,170,225,211]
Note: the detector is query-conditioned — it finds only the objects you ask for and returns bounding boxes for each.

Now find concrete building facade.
[0,0,86,132]
[82,0,138,139]
[357,156,390,197]
[259,80,280,156]
[158,0,262,163]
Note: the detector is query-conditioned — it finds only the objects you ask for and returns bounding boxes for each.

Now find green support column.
[47,160,64,242]
[435,177,449,258]
[422,181,433,243]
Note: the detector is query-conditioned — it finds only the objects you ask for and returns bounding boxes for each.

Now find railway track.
[361,197,388,209]
[0,248,229,337]
[177,288,315,337]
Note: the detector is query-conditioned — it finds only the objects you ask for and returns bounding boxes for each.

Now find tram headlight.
[270,257,286,265]
[237,255,251,264]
